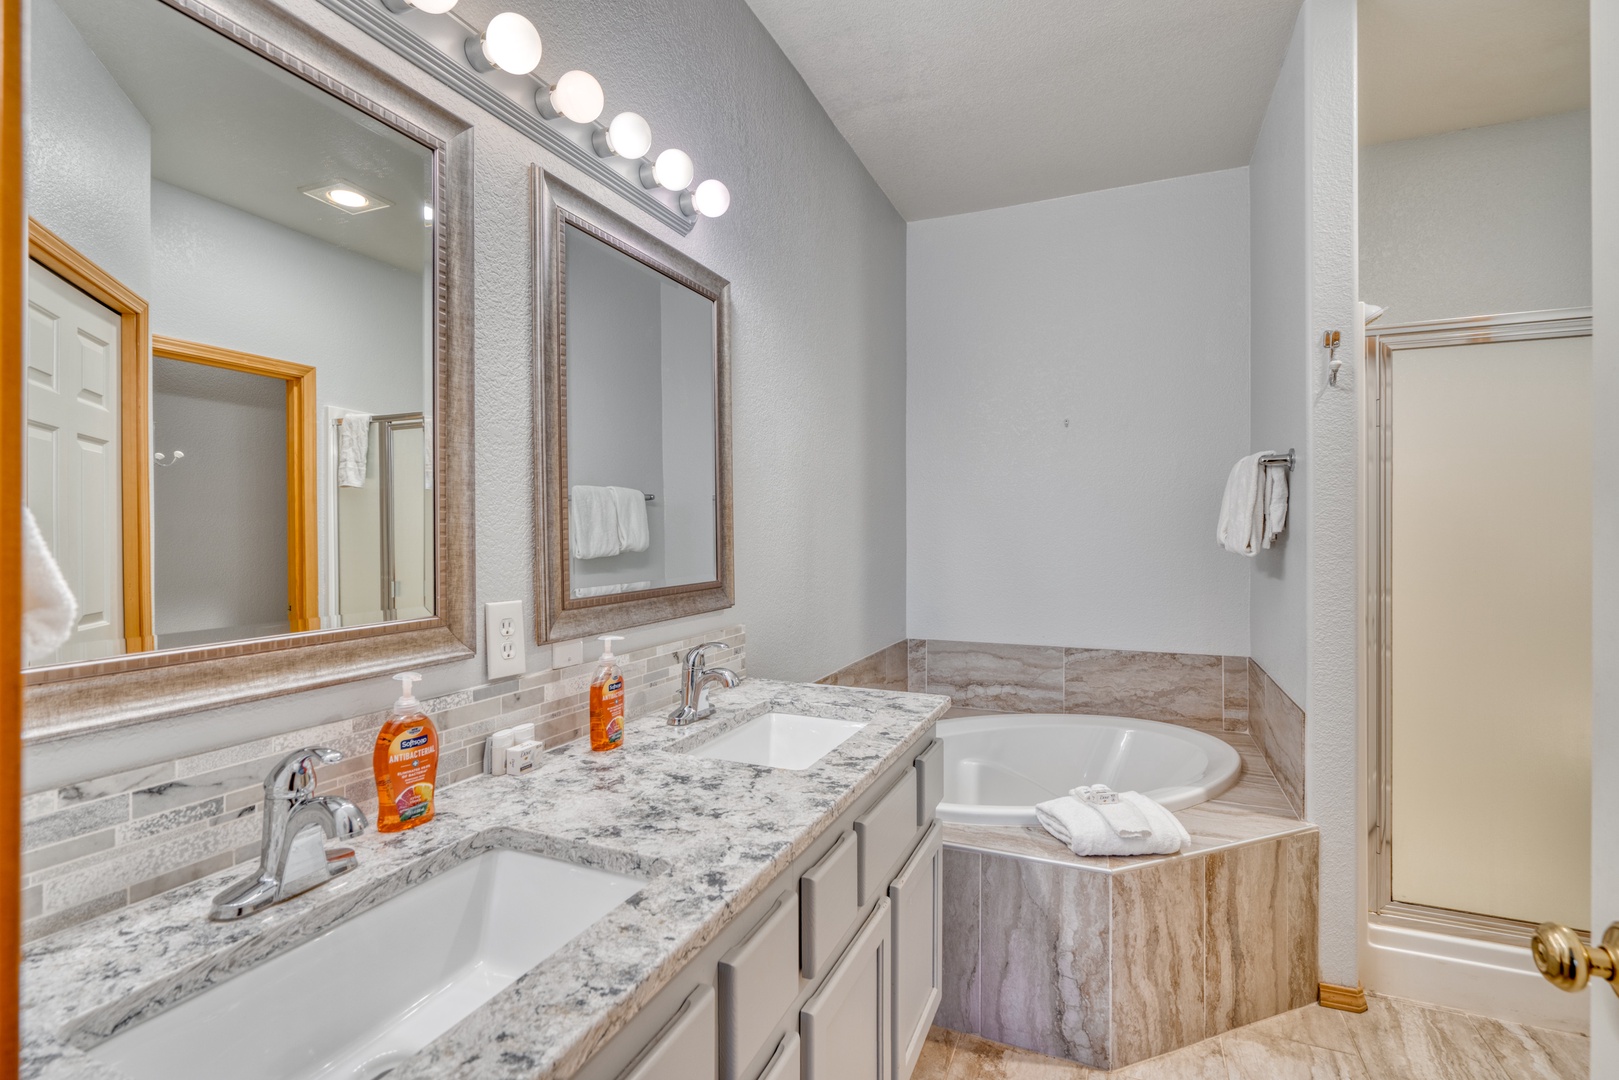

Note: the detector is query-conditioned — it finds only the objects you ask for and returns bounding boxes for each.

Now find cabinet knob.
[1531,922,1619,995]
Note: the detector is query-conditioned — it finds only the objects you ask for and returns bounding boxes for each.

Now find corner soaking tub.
[935,713,1242,826]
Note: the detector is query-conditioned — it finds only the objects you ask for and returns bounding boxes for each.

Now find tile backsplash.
[22,625,745,941]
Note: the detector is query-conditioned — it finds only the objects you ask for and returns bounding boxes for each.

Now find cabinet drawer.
[619,984,717,1080]
[913,739,942,826]
[800,830,859,979]
[855,768,920,906]
[801,897,892,1080]
[756,1033,800,1080]
[718,893,800,1080]
[889,822,943,1080]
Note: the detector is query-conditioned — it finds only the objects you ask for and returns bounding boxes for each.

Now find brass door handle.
[1532,922,1619,995]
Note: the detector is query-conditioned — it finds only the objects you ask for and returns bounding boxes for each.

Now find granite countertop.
[21,679,949,1080]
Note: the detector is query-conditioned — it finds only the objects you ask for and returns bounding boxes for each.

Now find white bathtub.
[935,713,1242,826]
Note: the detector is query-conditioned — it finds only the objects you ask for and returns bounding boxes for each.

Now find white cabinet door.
[800,896,891,1080]
[620,984,717,1080]
[25,259,124,661]
[889,823,942,1080]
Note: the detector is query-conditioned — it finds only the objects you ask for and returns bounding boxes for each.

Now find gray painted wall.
[150,179,425,627]
[1248,6,1310,706]
[25,0,152,295]
[659,280,720,587]
[150,358,289,642]
[1361,110,1592,324]
[27,0,908,789]
[906,167,1253,655]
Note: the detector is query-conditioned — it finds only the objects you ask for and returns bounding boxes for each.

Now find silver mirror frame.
[23,0,477,741]
[531,169,734,643]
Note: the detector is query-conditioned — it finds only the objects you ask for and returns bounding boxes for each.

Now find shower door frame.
[1364,306,1593,947]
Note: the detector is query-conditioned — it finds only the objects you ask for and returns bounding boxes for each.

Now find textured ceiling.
[54,0,432,272]
[742,0,1304,221]
[1359,0,1589,145]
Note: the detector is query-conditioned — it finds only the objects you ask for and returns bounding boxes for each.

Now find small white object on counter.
[506,741,541,775]
[485,728,516,775]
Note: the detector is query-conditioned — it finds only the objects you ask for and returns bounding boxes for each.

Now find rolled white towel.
[1216,452,1266,556]
[1262,461,1289,548]
[1071,784,1152,839]
[1035,792,1189,857]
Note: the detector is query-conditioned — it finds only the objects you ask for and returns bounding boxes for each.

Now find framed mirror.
[22,0,474,735]
[532,171,733,642]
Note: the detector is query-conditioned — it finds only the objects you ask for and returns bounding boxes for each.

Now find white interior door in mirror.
[24,260,125,664]
[23,0,438,666]
[564,225,718,600]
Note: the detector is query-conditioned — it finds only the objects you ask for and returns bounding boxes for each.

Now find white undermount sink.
[88,849,644,1080]
[688,712,867,770]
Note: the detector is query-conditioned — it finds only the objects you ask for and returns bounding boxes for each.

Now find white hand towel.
[22,507,77,663]
[608,486,649,553]
[1035,792,1189,857]
[1071,784,1152,839]
[569,486,623,560]
[573,580,653,598]
[337,413,371,488]
[1262,461,1289,548]
[1216,452,1266,556]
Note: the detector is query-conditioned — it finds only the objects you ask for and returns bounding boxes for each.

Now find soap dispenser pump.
[590,636,626,752]
[373,671,440,832]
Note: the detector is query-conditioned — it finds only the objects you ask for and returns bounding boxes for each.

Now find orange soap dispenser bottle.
[374,671,439,832]
[589,636,627,752]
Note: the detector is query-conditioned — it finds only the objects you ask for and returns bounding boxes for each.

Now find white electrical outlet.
[485,600,526,679]
[552,639,584,668]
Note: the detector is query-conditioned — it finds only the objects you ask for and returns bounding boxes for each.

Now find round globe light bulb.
[549,70,604,124]
[328,188,369,208]
[481,12,542,75]
[691,179,730,218]
[606,112,653,159]
[408,0,457,12]
[652,148,695,191]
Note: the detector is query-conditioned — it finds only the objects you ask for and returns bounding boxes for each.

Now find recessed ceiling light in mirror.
[301,180,393,215]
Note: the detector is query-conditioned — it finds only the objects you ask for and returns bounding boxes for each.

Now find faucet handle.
[685,641,731,670]
[265,747,342,800]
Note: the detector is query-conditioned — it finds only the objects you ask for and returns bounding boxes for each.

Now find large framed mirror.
[22,0,474,734]
[532,171,733,642]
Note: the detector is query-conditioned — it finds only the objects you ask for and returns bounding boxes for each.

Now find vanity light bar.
[372,1,730,222]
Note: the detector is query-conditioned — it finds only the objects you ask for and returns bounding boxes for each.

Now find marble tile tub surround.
[1248,658,1305,819]
[939,814,1319,1071]
[20,626,745,942]
[918,993,1588,1079]
[23,679,950,1080]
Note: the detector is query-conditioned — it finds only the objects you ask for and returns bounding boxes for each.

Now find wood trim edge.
[1318,982,1369,1013]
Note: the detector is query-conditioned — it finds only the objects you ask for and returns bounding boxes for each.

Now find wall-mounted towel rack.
[645,493,656,502]
[1259,449,1296,471]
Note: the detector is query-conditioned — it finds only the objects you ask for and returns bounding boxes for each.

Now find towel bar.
[1259,450,1296,471]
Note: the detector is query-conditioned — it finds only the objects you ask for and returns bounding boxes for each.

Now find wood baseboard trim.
[1319,982,1369,1013]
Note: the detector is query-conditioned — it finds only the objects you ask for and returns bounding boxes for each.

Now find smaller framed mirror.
[532,170,733,642]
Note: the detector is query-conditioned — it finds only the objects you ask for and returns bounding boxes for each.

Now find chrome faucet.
[668,642,740,726]
[210,748,367,921]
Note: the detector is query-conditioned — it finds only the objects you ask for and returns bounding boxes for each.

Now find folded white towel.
[1262,461,1289,548]
[1216,452,1266,556]
[572,580,653,598]
[337,413,370,488]
[608,486,649,553]
[1035,790,1190,857]
[1071,784,1152,839]
[569,486,623,560]
[22,507,76,663]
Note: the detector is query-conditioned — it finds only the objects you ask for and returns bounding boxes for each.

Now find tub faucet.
[210,747,367,921]
[668,642,740,726]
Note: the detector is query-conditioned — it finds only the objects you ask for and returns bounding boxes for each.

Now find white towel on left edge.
[337,413,371,488]
[1262,460,1289,548]
[608,487,649,553]
[1035,794,1189,857]
[570,486,622,560]
[1216,452,1266,556]
[22,507,77,663]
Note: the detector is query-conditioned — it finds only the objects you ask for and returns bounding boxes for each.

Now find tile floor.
[916,994,1589,1079]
